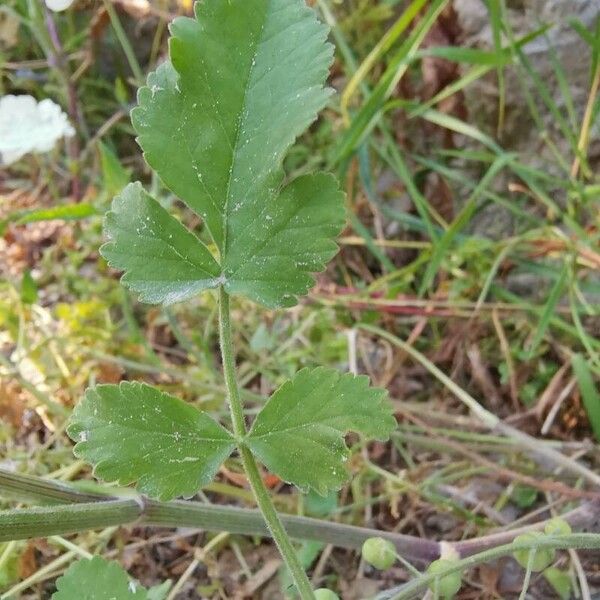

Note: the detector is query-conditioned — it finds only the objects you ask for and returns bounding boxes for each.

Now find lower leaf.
[67,382,235,501]
[53,556,147,599]
[245,367,395,495]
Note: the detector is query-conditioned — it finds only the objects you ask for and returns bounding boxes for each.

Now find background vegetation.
[0,0,599,597]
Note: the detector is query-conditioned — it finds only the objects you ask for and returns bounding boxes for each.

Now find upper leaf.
[101,182,222,305]
[53,557,147,599]
[245,367,396,495]
[133,0,334,249]
[111,0,345,308]
[67,382,236,501]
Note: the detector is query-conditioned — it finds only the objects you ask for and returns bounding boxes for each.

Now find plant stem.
[43,1,85,202]
[0,496,440,561]
[2,470,600,570]
[218,288,315,599]
[218,289,248,440]
[0,500,139,542]
[517,551,534,600]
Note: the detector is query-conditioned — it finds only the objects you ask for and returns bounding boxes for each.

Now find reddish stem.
[43,6,82,201]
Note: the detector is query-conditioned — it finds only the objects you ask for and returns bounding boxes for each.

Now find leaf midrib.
[88,420,233,444]
[222,0,270,253]
[248,420,343,441]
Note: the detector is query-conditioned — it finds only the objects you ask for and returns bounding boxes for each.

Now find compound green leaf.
[67,382,235,501]
[245,367,396,495]
[124,0,344,308]
[101,183,221,305]
[53,557,147,600]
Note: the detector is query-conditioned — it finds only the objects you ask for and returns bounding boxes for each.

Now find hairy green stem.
[218,289,249,441]
[0,470,440,560]
[0,495,437,561]
[2,470,600,567]
[518,552,534,600]
[218,288,315,599]
[0,501,139,542]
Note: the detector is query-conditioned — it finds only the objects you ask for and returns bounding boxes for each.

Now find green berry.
[427,559,462,599]
[314,589,339,600]
[544,518,572,537]
[513,532,555,571]
[361,537,396,570]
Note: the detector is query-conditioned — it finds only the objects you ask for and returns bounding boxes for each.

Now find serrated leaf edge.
[244,366,396,494]
[67,381,236,501]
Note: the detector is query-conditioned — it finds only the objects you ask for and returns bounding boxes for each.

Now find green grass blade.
[335,0,449,161]
[486,0,506,133]
[416,46,511,66]
[341,0,429,121]
[409,24,550,120]
[413,153,543,227]
[416,108,502,152]
[570,18,600,76]
[507,29,578,153]
[13,204,97,225]
[408,64,492,118]
[543,30,578,131]
[356,145,399,272]
[377,129,442,241]
[572,354,600,442]
[418,154,511,294]
[412,109,562,220]
[493,287,600,351]
[526,262,569,357]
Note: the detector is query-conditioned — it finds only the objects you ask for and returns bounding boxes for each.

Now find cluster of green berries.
[361,537,462,598]
[512,517,572,572]
[352,517,572,599]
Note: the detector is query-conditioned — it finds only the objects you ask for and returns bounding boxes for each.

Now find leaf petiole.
[218,287,315,599]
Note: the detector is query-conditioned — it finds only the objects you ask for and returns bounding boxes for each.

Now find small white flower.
[0,95,75,166]
[44,0,75,12]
